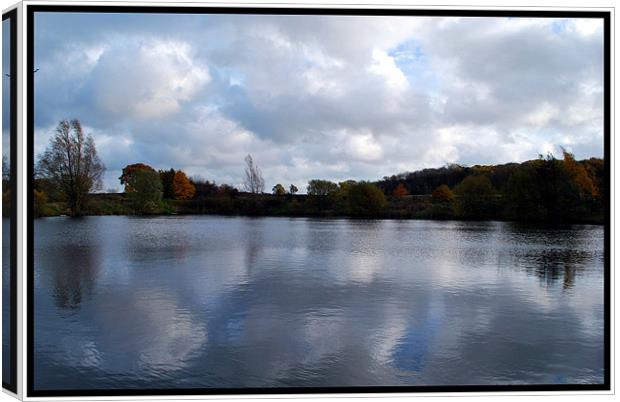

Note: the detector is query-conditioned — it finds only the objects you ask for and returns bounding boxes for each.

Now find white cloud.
[524,102,560,127]
[33,14,605,192]
[368,48,409,90]
[91,38,210,120]
[571,19,603,36]
[344,131,385,163]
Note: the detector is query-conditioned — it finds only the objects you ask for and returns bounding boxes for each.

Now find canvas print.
[2,10,15,392]
[30,9,607,393]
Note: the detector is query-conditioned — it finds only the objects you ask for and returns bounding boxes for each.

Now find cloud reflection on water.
[34,216,604,389]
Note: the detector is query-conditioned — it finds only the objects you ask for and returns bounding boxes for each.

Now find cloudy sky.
[3,17,10,165]
[33,12,604,193]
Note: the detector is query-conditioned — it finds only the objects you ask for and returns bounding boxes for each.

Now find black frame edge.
[602,10,611,391]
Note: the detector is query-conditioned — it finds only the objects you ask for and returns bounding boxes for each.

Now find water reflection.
[2,219,10,383]
[50,246,100,310]
[500,222,601,291]
[34,216,604,389]
[2,16,13,387]
[35,218,103,311]
[527,249,589,289]
[122,217,192,263]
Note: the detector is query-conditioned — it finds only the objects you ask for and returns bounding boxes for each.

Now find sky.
[33,13,604,193]
[3,17,10,166]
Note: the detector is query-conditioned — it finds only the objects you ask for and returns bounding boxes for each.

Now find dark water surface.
[2,219,10,384]
[33,215,605,390]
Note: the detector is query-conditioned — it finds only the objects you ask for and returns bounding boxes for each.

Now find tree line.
[32,119,604,223]
[2,156,10,216]
[375,152,603,222]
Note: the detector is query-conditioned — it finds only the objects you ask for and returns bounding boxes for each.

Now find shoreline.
[32,211,605,226]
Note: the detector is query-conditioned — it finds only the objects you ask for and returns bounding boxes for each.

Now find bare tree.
[37,119,105,216]
[243,154,265,194]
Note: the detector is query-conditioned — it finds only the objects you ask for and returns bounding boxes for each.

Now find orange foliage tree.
[392,183,409,198]
[173,170,196,200]
[563,150,599,198]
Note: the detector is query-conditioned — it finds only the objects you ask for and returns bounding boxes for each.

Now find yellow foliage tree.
[431,184,454,203]
[173,170,196,200]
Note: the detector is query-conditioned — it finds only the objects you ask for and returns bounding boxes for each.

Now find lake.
[2,219,10,385]
[33,215,605,390]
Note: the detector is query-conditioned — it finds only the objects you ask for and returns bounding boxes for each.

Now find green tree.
[453,175,497,219]
[33,189,48,217]
[535,153,582,221]
[120,163,157,192]
[217,184,239,197]
[307,179,338,196]
[272,183,287,195]
[159,168,176,199]
[347,182,386,216]
[126,169,163,214]
[2,156,9,217]
[503,165,546,221]
[307,179,339,211]
[289,184,298,195]
[36,119,105,216]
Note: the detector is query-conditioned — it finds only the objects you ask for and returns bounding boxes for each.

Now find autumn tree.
[429,184,455,219]
[243,154,265,194]
[562,150,599,199]
[37,119,105,216]
[289,184,298,195]
[272,183,287,195]
[392,183,409,198]
[533,153,584,221]
[173,170,196,200]
[431,184,454,203]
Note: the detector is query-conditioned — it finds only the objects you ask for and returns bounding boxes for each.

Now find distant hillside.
[376,156,604,196]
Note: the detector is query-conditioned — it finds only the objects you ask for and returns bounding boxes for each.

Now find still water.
[34,215,605,390]
[2,219,10,384]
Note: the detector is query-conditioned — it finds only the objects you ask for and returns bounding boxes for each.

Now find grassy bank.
[33,192,604,224]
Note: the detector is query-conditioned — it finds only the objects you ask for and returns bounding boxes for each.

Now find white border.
[1,3,22,400]
[0,1,616,401]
